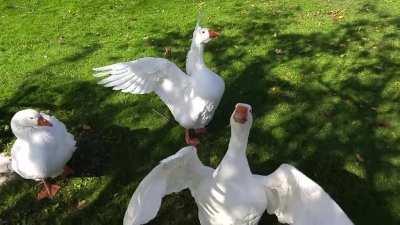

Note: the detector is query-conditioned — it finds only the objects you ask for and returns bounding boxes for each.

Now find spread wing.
[123,146,212,225]
[93,57,190,95]
[255,164,354,225]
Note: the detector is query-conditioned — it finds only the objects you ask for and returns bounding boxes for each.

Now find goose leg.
[185,129,200,146]
[37,180,61,200]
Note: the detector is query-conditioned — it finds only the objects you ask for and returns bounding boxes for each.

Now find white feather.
[93,24,225,129]
[10,109,76,181]
[123,105,354,225]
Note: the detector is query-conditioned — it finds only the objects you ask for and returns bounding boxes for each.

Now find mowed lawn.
[0,0,399,224]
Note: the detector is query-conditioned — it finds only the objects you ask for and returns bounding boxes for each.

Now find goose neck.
[226,128,249,158]
[186,42,205,74]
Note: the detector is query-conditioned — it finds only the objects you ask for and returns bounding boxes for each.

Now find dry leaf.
[164,47,172,58]
[376,121,391,128]
[82,124,91,130]
[77,200,87,209]
[328,9,345,21]
[356,153,364,162]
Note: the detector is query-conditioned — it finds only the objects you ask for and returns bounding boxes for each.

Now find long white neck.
[186,41,205,75]
[214,124,252,180]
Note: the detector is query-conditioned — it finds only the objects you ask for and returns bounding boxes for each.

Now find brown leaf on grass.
[376,121,391,128]
[82,124,91,130]
[328,9,345,21]
[164,47,172,58]
[76,200,87,209]
[356,153,364,162]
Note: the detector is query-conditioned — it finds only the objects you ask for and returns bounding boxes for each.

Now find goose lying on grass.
[94,23,225,146]
[124,103,354,225]
[8,109,76,200]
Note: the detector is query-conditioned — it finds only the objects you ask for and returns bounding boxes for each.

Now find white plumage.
[123,103,354,225]
[10,109,76,181]
[93,24,225,132]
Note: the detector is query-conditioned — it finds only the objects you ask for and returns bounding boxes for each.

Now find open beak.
[233,105,248,124]
[208,30,220,39]
[37,115,52,127]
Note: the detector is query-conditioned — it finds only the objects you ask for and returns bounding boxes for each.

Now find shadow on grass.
[1,1,399,225]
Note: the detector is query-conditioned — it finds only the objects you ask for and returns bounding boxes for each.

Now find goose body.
[193,169,267,225]
[94,24,224,143]
[10,109,76,181]
[123,104,354,225]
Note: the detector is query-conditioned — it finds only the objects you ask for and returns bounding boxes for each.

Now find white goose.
[93,23,225,145]
[10,109,76,199]
[124,103,354,225]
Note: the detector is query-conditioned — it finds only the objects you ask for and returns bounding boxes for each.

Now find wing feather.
[103,73,133,87]
[97,71,128,85]
[255,164,354,225]
[113,76,136,90]
[123,146,210,225]
[94,57,189,95]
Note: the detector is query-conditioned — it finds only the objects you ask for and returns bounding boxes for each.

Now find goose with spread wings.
[123,103,354,225]
[93,24,225,145]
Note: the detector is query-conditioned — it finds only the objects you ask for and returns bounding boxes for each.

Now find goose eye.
[29,117,34,119]
[249,109,252,113]
[201,31,205,34]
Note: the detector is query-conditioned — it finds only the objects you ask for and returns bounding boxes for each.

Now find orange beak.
[233,105,248,124]
[37,115,52,127]
[208,30,220,39]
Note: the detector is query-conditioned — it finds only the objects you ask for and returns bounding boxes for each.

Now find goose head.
[230,103,253,136]
[11,109,52,139]
[193,24,220,46]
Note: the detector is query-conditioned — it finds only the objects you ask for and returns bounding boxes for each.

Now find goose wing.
[255,164,354,225]
[94,57,190,95]
[124,146,212,225]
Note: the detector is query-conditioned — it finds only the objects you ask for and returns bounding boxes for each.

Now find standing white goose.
[10,109,76,199]
[123,103,354,225]
[93,23,225,145]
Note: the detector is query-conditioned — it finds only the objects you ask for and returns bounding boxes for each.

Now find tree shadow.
[142,2,400,225]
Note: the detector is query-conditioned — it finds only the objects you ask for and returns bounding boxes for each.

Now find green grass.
[0,0,399,224]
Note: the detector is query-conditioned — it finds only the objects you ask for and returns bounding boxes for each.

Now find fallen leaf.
[328,9,345,21]
[164,47,172,58]
[376,121,391,128]
[274,48,283,54]
[82,124,91,130]
[356,153,364,162]
[77,200,87,209]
